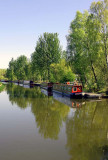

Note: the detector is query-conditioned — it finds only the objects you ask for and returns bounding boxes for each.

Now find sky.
[0,0,98,68]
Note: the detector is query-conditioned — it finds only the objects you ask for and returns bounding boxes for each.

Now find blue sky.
[0,0,97,68]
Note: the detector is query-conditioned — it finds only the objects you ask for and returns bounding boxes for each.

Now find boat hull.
[53,89,82,99]
[53,83,82,99]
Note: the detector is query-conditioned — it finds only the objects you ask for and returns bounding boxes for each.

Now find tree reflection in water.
[31,96,70,139]
[0,83,5,93]
[6,84,108,159]
[66,100,108,160]
[6,84,70,140]
[6,83,46,109]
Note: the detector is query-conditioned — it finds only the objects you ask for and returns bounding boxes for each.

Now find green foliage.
[6,56,31,81]
[67,11,90,85]
[67,0,108,91]
[31,32,61,81]
[50,59,76,83]
[6,58,16,81]
[0,69,6,80]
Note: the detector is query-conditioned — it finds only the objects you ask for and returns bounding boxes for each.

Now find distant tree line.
[6,0,108,91]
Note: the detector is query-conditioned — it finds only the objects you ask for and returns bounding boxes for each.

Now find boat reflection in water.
[41,89,85,109]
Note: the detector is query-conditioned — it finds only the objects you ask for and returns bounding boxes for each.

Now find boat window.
[73,87,77,91]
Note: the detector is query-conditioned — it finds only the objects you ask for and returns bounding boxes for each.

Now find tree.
[32,32,61,81]
[6,55,31,81]
[90,0,108,89]
[67,11,90,86]
[67,1,108,90]
[31,52,41,81]
[85,12,102,88]
[50,59,76,83]
[15,55,28,80]
[6,58,16,81]
[90,0,108,70]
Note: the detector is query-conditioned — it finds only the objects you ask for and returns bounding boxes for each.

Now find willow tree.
[32,33,61,81]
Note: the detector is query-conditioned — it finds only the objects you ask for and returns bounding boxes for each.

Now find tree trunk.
[104,36,108,70]
[90,60,98,84]
[48,67,50,81]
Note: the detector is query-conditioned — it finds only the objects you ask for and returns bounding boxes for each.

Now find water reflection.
[2,84,108,159]
[0,83,6,93]
[31,97,69,139]
[41,89,85,109]
[66,100,108,160]
[6,84,70,139]
[6,83,46,109]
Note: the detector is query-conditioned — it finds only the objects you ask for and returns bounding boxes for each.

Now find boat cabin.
[72,85,82,93]
[64,81,82,93]
[53,81,82,98]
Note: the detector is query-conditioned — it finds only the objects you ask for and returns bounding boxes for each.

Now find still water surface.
[0,83,108,160]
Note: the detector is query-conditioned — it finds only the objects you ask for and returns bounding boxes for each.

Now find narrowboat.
[53,82,82,98]
[40,82,53,91]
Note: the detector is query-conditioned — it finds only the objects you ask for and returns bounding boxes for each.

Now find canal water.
[0,83,108,160]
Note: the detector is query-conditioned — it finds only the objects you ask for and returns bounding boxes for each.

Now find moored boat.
[53,82,82,98]
[40,82,53,91]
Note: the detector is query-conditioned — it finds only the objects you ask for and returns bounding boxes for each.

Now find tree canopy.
[31,32,61,81]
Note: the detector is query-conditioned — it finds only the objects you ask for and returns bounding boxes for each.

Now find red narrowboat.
[53,82,82,98]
